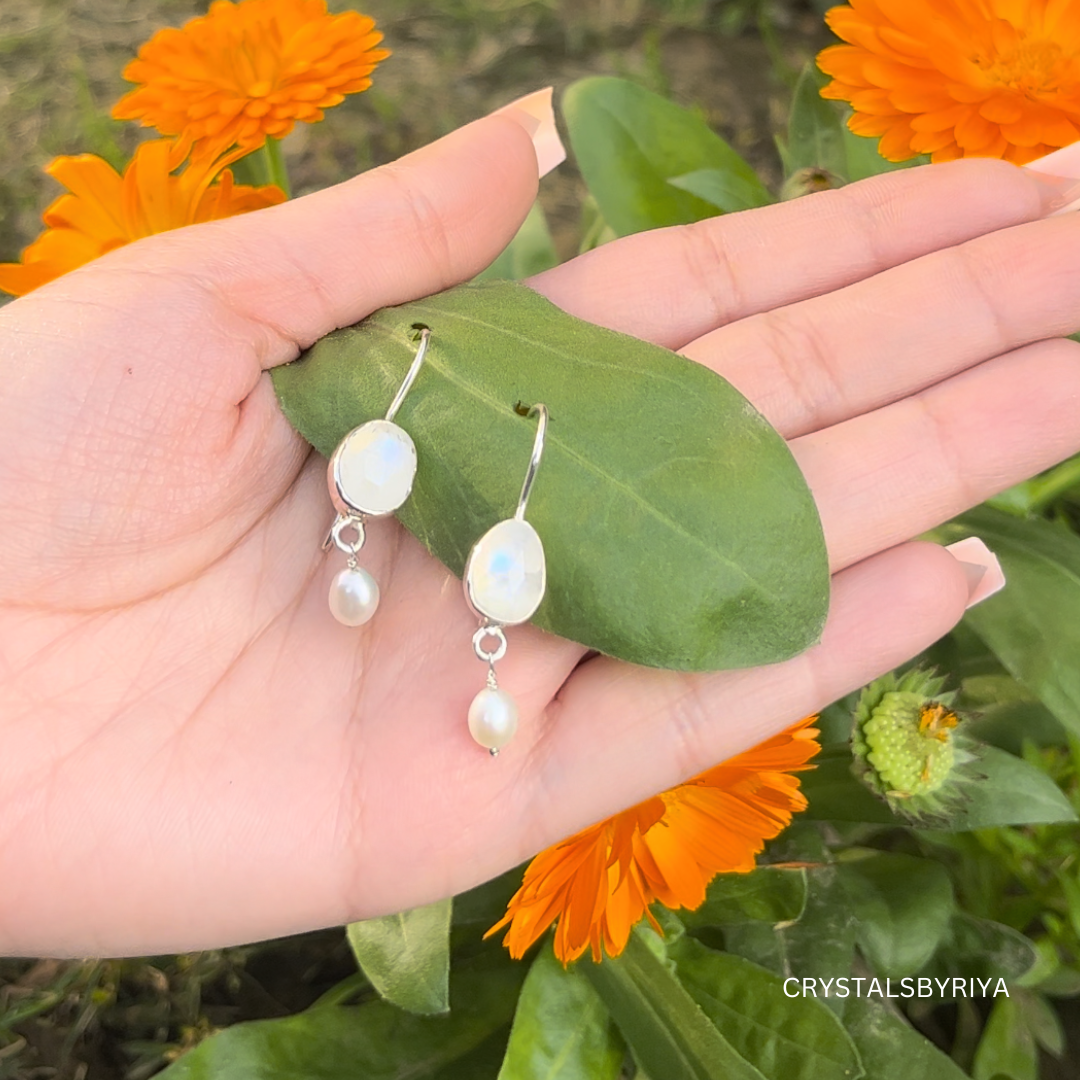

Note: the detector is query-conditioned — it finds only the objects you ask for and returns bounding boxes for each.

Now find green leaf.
[950,746,1077,828]
[451,867,523,930]
[680,868,807,928]
[346,897,452,1015]
[671,938,864,1080]
[562,76,773,236]
[934,508,1080,736]
[964,701,1066,755]
[720,868,858,1017]
[1019,991,1065,1057]
[801,744,1077,829]
[841,996,970,1080]
[840,125,928,181]
[583,930,768,1080]
[924,913,1038,985]
[785,63,847,179]
[973,996,1038,1080]
[668,169,775,214]
[272,281,829,670]
[837,854,954,979]
[156,956,524,1080]
[475,201,558,282]
[498,944,624,1080]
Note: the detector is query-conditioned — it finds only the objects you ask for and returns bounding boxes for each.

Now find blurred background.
[0,3,838,1078]
[0,0,833,265]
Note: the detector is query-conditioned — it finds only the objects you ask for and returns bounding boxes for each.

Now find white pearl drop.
[468,687,519,751]
[329,567,380,626]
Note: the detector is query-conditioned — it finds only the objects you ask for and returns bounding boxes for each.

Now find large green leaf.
[837,854,955,979]
[273,281,829,670]
[156,958,524,1080]
[723,867,858,1017]
[785,63,847,179]
[498,944,623,1080]
[680,868,807,928]
[801,744,1077,829]
[841,997,969,1080]
[952,746,1077,828]
[667,169,775,214]
[935,508,1080,736]
[562,77,772,236]
[475,201,558,282]
[346,897,452,1015]
[671,939,864,1080]
[583,930,767,1080]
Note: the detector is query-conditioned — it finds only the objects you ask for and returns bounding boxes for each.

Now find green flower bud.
[852,669,981,825]
[780,167,842,201]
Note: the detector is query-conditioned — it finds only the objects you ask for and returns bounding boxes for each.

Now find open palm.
[2,114,1079,957]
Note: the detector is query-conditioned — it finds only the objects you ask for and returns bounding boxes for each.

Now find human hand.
[1,106,1078,957]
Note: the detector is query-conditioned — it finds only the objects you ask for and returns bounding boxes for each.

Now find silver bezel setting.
[328,418,417,518]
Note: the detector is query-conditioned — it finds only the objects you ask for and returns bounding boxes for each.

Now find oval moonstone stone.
[465,518,546,626]
[330,419,417,517]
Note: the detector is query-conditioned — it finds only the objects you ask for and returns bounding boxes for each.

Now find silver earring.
[324,327,430,626]
[464,404,548,755]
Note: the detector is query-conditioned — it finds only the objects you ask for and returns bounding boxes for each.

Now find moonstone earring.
[464,404,548,755]
[324,327,430,627]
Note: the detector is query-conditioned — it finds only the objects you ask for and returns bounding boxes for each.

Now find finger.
[514,541,970,847]
[530,159,1070,349]
[680,211,1080,439]
[203,111,543,355]
[794,338,1080,572]
[0,113,545,603]
[17,110,542,368]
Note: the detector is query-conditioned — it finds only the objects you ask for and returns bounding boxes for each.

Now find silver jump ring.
[330,514,366,555]
[472,624,508,663]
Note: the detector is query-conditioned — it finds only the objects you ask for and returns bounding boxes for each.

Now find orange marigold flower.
[0,140,285,297]
[113,0,390,153]
[818,0,1080,165]
[486,716,820,964]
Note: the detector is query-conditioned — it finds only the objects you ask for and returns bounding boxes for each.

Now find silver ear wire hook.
[385,327,430,423]
[514,403,548,522]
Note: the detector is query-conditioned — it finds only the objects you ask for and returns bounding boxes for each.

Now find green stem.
[308,972,370,1009]
[1028,453,1080,514]
[263,136,292,198]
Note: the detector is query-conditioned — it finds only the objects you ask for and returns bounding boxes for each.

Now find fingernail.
[945,537,1006,609]
[492,88,566,179]
[1024,166,1080,215]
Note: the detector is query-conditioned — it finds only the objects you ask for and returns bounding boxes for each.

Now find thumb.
[32,95,557,363]
[196,102,555,356]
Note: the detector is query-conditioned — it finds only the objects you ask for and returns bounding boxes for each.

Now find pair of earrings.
[324,328,548,756]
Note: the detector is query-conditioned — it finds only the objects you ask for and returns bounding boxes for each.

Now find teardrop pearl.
[468,687,519,752]
[329,567,380,626]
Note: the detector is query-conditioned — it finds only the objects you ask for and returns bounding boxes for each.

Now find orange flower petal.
[0,140,285,297]
[112,0,389,153]
[818,0,1080,162]
[488,716,820,964]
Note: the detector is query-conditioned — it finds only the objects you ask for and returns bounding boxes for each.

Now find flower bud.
[852,669,980,825]
[780,167,842,201]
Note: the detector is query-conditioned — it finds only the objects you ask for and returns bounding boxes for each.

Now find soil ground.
[0,0,832,264]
